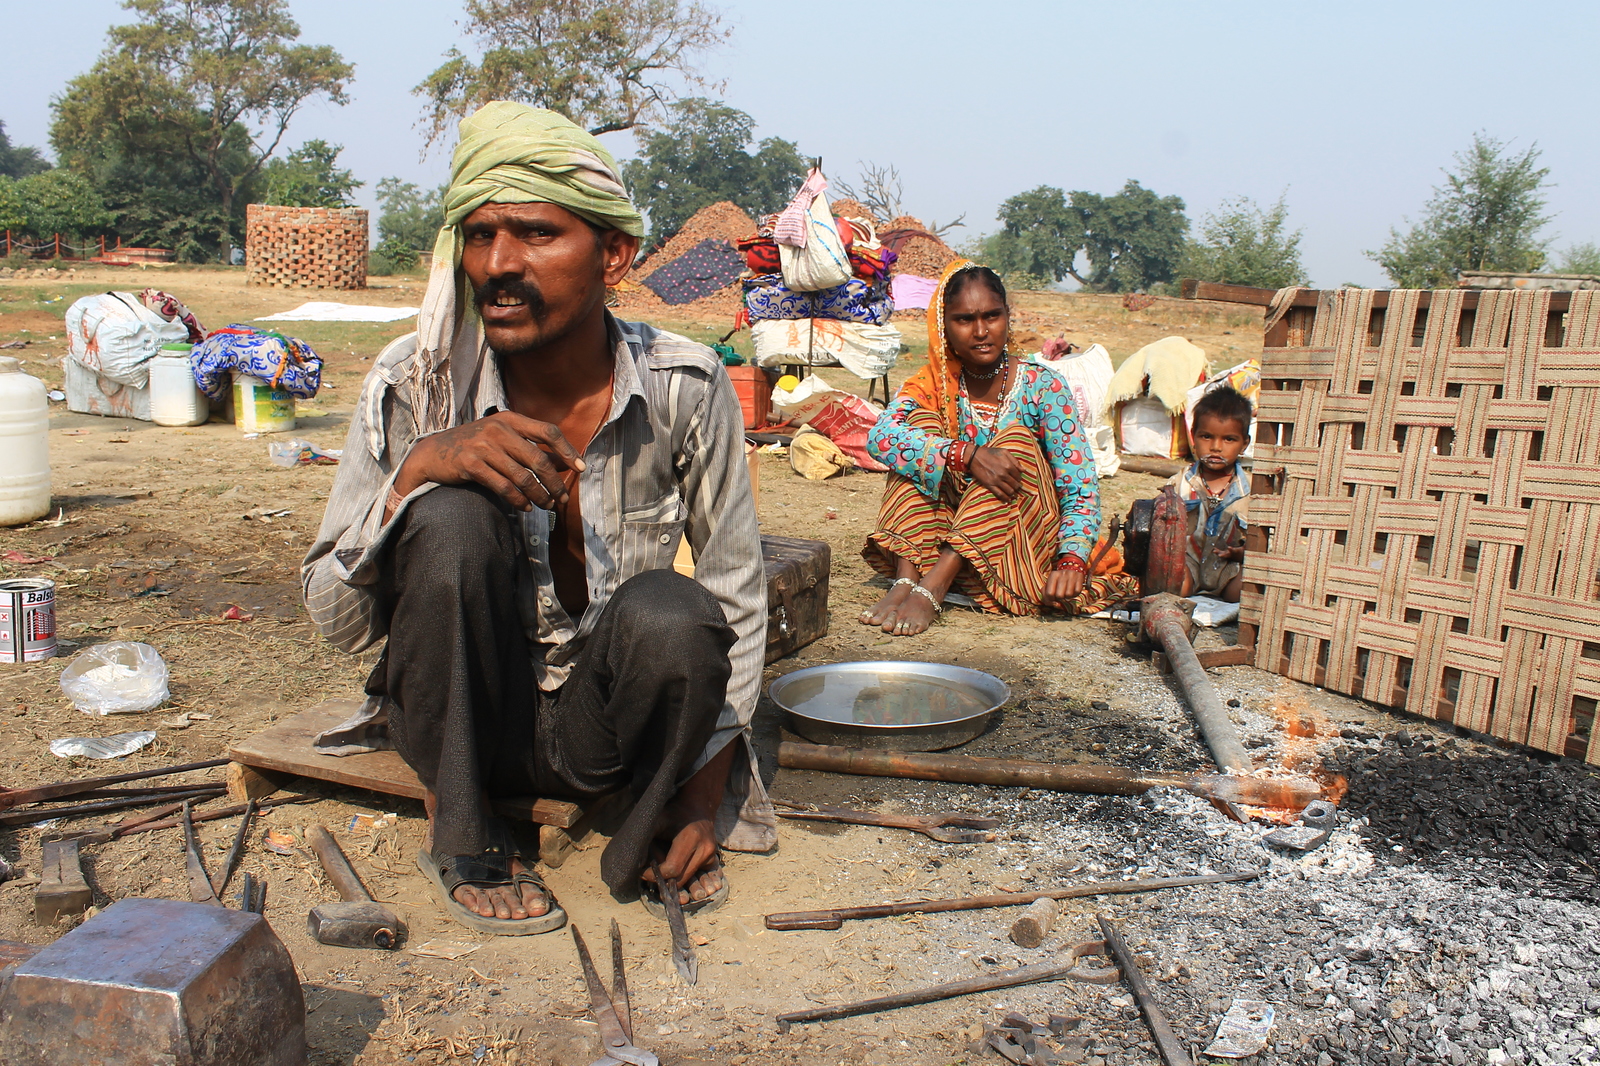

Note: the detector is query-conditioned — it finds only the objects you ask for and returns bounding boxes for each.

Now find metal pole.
[1140,593,1251,773]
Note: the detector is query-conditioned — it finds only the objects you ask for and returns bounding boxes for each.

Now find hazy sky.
[5,1,1597,287]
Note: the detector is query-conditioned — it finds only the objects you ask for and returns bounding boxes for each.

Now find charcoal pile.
[1337,736,1600,898]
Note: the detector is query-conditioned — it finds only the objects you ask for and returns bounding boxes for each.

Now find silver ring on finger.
[521,465,555,503]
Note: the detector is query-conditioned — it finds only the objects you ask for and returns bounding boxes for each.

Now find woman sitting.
[860,260,1138,636]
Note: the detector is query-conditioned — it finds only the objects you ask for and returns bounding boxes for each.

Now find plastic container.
[232,372,296,434]
[0,356,51,526]
[149,344,208,427]
[724,365,773,430]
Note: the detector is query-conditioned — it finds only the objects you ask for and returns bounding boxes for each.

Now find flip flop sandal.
[640,854,730,919]
[415,844,567,936]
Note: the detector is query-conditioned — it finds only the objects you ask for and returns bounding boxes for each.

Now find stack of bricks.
[246,204,368,290]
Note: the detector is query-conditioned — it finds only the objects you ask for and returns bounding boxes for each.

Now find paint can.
[0,578,57,662]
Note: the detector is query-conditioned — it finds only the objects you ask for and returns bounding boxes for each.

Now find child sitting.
[1164,386,1252,603]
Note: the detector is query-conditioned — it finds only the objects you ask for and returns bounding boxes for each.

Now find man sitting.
[302,103,772,934]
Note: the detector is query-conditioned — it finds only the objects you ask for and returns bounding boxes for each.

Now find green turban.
[433,101,644,266]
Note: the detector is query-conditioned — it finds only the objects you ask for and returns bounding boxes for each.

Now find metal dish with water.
[768,661,1010,751]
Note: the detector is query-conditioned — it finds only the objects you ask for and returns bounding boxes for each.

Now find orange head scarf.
[899,257,986,438]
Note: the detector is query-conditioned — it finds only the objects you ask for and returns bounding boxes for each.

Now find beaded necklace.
[959,351,1012,434]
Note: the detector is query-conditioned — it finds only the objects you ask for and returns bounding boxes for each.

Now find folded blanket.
[1104,335,1209,415]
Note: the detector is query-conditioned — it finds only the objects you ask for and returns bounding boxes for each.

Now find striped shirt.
[301,313,775,852]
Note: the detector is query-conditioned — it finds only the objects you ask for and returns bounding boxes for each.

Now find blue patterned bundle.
[191,326,323,400]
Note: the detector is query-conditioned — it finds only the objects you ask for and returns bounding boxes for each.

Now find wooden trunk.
[761,534,830,663]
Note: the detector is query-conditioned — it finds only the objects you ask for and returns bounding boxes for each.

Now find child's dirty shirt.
[1164,462,1251,596]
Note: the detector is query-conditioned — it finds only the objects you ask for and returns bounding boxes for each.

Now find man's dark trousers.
[375,484,736,892]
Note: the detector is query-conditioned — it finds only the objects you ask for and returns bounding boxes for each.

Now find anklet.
[909,584,943,616]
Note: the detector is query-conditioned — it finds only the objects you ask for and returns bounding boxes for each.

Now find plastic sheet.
[49,731,158,759]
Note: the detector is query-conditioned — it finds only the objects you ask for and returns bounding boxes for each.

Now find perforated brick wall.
[246,204,367,290]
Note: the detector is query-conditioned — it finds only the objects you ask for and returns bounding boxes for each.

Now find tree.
[1,171,113,240]
[1179,194,1308,289]
[1557,242,1600,276]
[1071,180,1188,292]
[621,98,805,250]
[258,140,361,208]
[0,121,52,179]
[993,185,1081,284]
[834,161,963,236]
[51,0,353,259]
[370,178,447,273]
[1370,133,1551,287]
[416,0,729,144]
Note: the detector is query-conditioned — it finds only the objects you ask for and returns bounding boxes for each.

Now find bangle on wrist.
[1054,553,1087,574]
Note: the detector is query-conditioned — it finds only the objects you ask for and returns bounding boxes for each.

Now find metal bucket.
[768,661,1009,752]
[0,578,55,662]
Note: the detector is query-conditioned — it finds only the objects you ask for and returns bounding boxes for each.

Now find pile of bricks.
[245,204,368,290]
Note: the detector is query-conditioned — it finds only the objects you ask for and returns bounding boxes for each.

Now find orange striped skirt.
[862,416,1139,616]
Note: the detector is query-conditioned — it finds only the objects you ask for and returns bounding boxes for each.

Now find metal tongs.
[572,920,658,1066]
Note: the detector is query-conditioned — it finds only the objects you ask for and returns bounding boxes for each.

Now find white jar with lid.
[149,344,208,427]
[0,355,51,526]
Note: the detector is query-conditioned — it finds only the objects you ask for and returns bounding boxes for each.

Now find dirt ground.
[1,265,1597,1066]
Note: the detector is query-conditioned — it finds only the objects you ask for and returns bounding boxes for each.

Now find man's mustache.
[473,277,547,318]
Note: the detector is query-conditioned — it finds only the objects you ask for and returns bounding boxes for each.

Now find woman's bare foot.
[885,585,940,635]
[423,790,550,920]
[860,580,913,627]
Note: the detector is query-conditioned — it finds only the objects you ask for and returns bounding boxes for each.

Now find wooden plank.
[35,839,92,925]
[227,701,583,828]
[1150,645,1253,675]
[1180,281,1574,315]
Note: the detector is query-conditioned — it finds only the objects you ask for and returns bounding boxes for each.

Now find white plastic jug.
[0,356,51,526]
[149,346,207,427]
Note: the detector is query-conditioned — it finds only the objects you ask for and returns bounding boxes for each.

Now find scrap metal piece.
[182,800,219,906]
[0,897,306,1066]
[652,862,697,986]
[1097,915,1192,1066]
[238,873,267,916]
[776,939,1118,1032]
[766,870,1261,930]
[213,799,257,899]
[1265,800,1337,853]
[773,800,999,843]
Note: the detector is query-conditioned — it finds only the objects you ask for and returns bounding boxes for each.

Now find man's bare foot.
[423,790,550,920]
[644,840,725,905]
[884,585,939,636]
[860,580,912,627]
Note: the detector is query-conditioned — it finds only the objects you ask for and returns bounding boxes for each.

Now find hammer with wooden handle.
[305,824,404,950]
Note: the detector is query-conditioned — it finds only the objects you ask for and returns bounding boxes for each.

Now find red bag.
[805,395,888,472]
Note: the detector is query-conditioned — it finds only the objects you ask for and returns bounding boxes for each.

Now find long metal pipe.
[1141,593,1252,773]
[777,743,1322,808]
